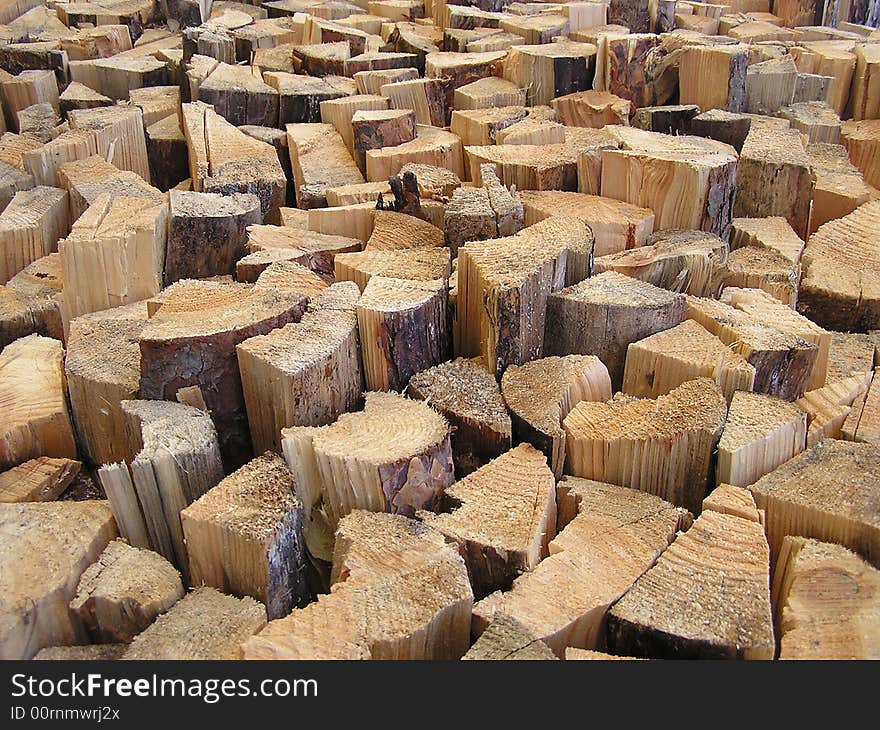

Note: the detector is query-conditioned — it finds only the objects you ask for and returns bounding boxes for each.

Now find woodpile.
[2,0,880,664]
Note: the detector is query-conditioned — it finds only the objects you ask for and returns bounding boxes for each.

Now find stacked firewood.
[1,0,879,662]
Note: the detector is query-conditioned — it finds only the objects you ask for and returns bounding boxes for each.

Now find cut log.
[280,391,453,560]
[844,367,880,444]
[17,103,66,144]
[775,536,880,660]
[251,259,328,296]
[419,443,556,598]
[357,276,448,391]
[351,108,415,174]
[236,282,362,454]
[807,142,872,234]
[196,62,279,128]
[794,374,869,445]
[851,42,880,121]
[0,456,80,503]
[463,614,558,660]
[319,94,388,157]
[0,70,59,132]
[354,67,419,95]
[380,77,448,127]
[716,391,807,487]
[58,81,113,117]
[0,500,117,659]
[68,56,169,102]
[70,539,184,643]
[745,55,797,114]
[690,108,752,153]
[600,127,738,239]
[608,0,649,31]
[67,105,150,182]
[622,318,756,400]
[366,209,444,251]
[593,229,729,297]
[631,104,699,135]
[365,125,464,182]
[128,85,181,129]
[544,272,686,390]
[749,438,880,566]
[735,121,815,239]
[604,33,659,110]
[841,118,880,188]
[721,245,800,307]
[286,122,363,209]
[702,482,764,523]
[503,41,597,106]
[453,76,526,110]
[450,105,528,147]
[241,510,472,659]
[0,334,76,471]
[826,331,878,386]
[34,644,126,660]
[307,201,378,242]
[679,44,748,113]
[443,165,522,255]
[494,108,565,146]
[333,246,451,291]
[265,71,355,125]
[519,190,654,257]
[181,452,307,618]
[472,479,690,656]
[0,185,68,284]
[246,224,361,281]
[139,280,309,470]
[564,377,728,512]
[64,302,147,465]
[0,253,63,349]
[145,114,190,192]
[407,357,511,476]
[777,101,841,144]
[123,587,266,660]
[606,502,774,659]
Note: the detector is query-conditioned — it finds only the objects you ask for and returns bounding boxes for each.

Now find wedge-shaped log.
[246,224,361,281]
[794,374,870,446]
[366,210,444,251]
[366,125,464,181]
[0,185,68,284]
[551,89,630,128]
[242,511,472,659]
[68,105,150,183]
[286,122,363,209]
[502,356,611,479]
[334,247,451,291]
[807,142,872,235]
[0,456,80,503]
[0,254,63,349]
[70,539,184,643]
[57,155,163,222]
[564,378,727,513]
[407,357,511,476]
[463,614,558,660]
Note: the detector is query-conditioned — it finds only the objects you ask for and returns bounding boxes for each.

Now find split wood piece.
[419,443,556,598]
[325,181,391,207]
[66,106,150,185]
[450,106,528,147]
[123,587,266,660]
[196,62,278,128]
[366,125,464,182]
[730,215,804,268]
[181,452,307,619]
[608,0,649,30]
[604,33,659,110]
[745,55,797,114]
[690,108,752,153]
[264,72,354,126]
[777,101,841,144]
[826,331,878,386]
[455,222,569,374]
[0,456,80,503]
[344,52,419,76]
[357,276,448,391]
[793,41,855,117]
[17,103,66,144]
[424,49,506,91]
[365,210,444,252]
[237,282,362,454]
[679,44,748,113]
[465,141,578,192]
[246,224,361,281]
[519,190,653,258]
[139,280,309,471]
[407,357,511,476]
[58,81,113,119]
[182,26,236,65]
[165,191,260,283]
[281,391,454,560]
[307,201,376,242]
[0,334,76,471]
[58,155,163,223]
[501,356,611,479]
[702,482,765,524]
[687,295,819,400]
[34,644,126,660]
[844,367,880,444]
[453,76,526,110]
[0,70,59,131]
[807,142,872,234]
[500,13,569,44]
[319,94,388,158]
[351,108,415,174]
[472,480,689,656]
[68,56,169,102]
[385,22,441,74]
[592,229,729,297]
[0,500,116,659]
[354,67,419,95]
[606,505,774,659]
[145,114,190,192]
[462,614,558,660]
[735,119,815,239]
[564,377,728,512]
[774,536,880,659]
[70,539,184,643]
[301,19,377,59]
[0,185,68,284]
[19,129,98,188]
[716,391,807,488]
[544,272,686,391]
[794,71,832,104]
[794,374,869,446]
[128,85,180,128]
[241,511,472,659]
[622,319,756,401]
[841,118,880,188]
[503,41,598,106]
[400,162,460,198]
[286,122,364,209]
[631,104,700,135]
[252,260,328,298]
[0,253,63,348]
[721,245,800,307]
[492,108,564,147]
[64,302,147,466]
[380,77,448,127]
[749,438,880,567]
[569,24,629,91]
[334,247,451,291]
[851,42,880,121]
[291,41,350,77]
[59,193,166,321]
[182,102,287,222]
[721,286,830,390]
[443,168,523,255]
[600,126,739,239]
